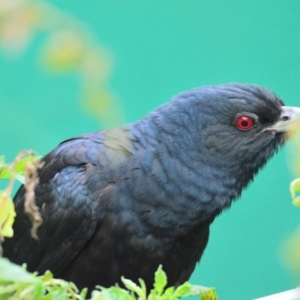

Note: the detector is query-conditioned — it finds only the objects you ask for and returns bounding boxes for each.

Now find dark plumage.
[3,83,299,292]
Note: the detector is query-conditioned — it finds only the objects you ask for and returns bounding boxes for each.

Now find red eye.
[236,116,254,131]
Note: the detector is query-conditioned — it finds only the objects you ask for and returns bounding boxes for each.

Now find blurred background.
[1,1,300,299]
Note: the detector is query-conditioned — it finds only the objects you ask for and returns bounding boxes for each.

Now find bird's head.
[130,83,300,226]
[185,84,288,162]
[150,83,300,206]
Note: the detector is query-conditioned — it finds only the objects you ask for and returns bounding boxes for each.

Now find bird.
[3,83,300,293]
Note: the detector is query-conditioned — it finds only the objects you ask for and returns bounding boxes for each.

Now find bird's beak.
[269,106,300,132]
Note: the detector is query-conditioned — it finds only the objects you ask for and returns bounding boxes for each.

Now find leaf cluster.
[0,154,40,239]
[0,155,38,184]
[0,260,217,300]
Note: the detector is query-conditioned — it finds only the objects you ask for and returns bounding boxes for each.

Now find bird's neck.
[127,115,278,238]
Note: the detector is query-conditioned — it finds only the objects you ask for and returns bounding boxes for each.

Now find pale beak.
[270,106,300,132]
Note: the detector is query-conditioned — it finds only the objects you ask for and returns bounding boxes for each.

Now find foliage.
[0,155,37,184]
[0,258,88,300]
[0,153,39,239]
[290,178,300,207]
[0,259,217,300]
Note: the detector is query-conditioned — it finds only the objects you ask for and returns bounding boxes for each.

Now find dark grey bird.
[3,83,300,292]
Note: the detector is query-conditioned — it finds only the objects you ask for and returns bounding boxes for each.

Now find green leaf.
[0,267,45,300]
[93,286,133,300]
[42,294,54,300]
[172,282,192,298]
[18,284,36,299]
[0,156,13,179]
[201,288,218,300]
[15,155,40,174]
[0,258,35,283]
[0,155,40,182]
[121,277,142,296]
[0,165,12,180]
[189,285,218,300]
[40,270,53,282]
[160,286,174,300]
[138,278,147,300]
[290,178,300,206]
[153,265,167,295]
[0,283,16,299]
[32,280,45,299]
[80,287,88,298]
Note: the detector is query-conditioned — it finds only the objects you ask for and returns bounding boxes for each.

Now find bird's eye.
[235,116,254,131]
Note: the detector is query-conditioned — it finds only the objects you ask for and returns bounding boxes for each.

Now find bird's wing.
[4,127,136,275]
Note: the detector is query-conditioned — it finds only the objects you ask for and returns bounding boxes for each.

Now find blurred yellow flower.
[41,29,87,72]
[0,0,41,54]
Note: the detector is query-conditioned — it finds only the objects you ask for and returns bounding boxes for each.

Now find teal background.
[1,1,300,299]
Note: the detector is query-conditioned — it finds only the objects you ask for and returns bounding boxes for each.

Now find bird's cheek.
[204,134,240,158]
